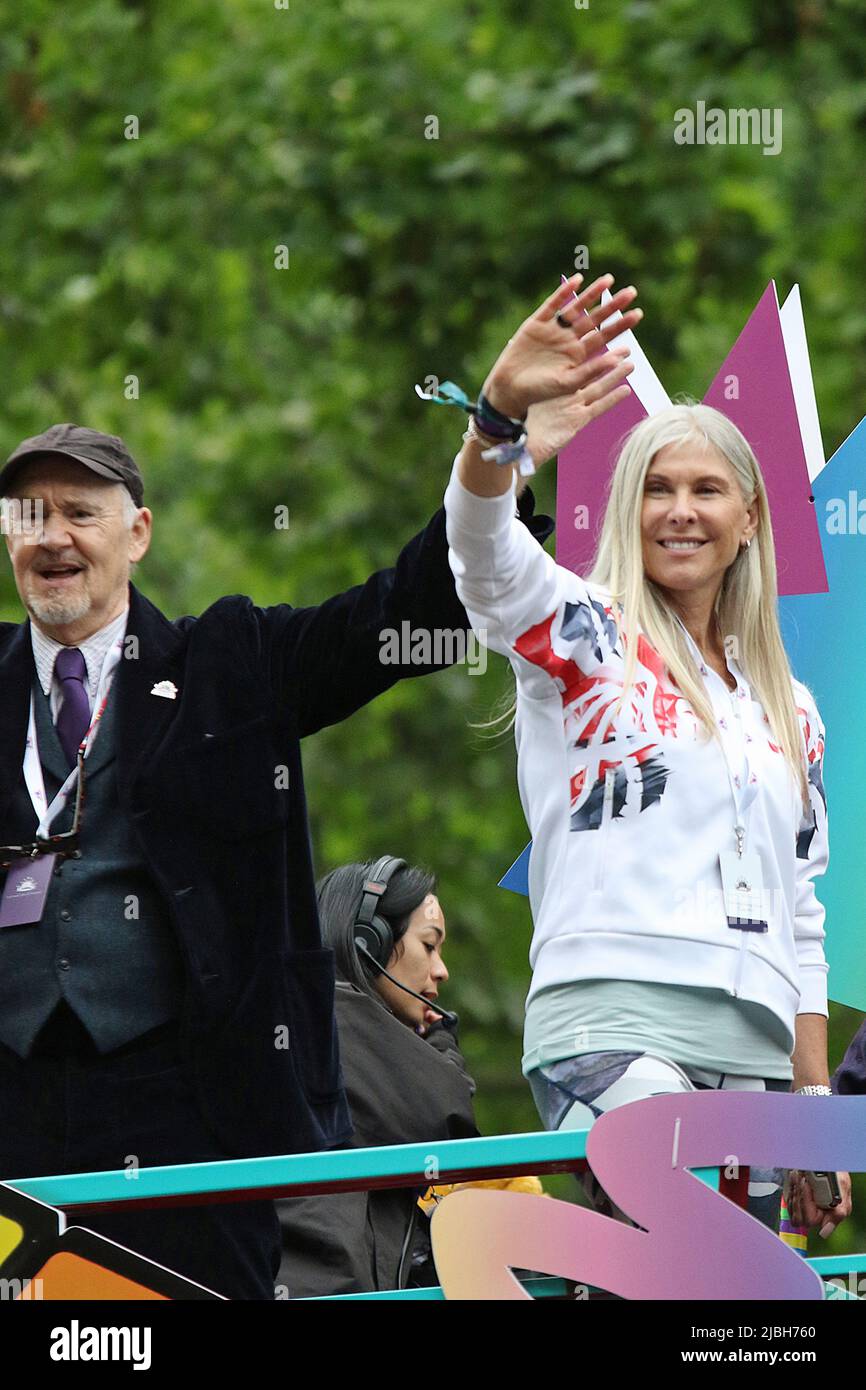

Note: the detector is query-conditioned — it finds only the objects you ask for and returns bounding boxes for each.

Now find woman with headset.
[276,856,481,1297]
[442,271,851,1237]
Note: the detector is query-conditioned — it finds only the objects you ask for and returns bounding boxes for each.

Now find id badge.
[0,854,58,928]
[719,850,768,932]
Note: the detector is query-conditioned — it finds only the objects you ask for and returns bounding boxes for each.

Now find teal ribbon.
[414,380,474,412]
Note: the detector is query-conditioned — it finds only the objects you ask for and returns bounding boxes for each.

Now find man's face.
[3,456,152,640]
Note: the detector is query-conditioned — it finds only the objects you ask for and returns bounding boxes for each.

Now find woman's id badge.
[719,850,769,932]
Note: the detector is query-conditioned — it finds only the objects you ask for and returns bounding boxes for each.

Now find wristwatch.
[795,1084,833,1096]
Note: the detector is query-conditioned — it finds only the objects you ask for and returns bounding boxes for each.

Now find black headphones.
[352,855,407,968]
[351,855,458,1025]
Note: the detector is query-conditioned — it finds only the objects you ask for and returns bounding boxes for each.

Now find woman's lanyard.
[673,614,769,932]
[713,681,768,932]
[23,636,124,837]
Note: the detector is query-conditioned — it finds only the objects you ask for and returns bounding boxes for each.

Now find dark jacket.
[276,982,479,1297]
[0,494,552,1160]
[833,1020,866,1094]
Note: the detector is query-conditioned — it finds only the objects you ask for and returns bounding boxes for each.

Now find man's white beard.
[26,589,92,628]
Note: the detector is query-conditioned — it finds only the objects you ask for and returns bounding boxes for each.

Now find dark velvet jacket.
[0,493,552,1159]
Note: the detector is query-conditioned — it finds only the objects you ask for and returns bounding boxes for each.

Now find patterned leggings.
[528,1050,789,1231]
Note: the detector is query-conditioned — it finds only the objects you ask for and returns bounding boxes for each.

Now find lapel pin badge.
[150,680,178,700]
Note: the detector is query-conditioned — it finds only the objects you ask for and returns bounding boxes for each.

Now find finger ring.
[556,311,573,329]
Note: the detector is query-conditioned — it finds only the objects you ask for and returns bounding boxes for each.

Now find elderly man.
[0,422,550,1299]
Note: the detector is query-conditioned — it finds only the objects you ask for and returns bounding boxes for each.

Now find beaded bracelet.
[463,418,536,478]
[415,379,535,475]
[415,380,525,435]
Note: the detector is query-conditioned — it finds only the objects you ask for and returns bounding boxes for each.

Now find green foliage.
[1,0,864,1244]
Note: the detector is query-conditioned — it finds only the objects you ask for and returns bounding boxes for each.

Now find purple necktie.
[54,647,90,769]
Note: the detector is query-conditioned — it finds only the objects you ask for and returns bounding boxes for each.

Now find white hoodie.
[444,461,829,1050]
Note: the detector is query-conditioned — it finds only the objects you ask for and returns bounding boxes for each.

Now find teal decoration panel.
[779,417,866,1011]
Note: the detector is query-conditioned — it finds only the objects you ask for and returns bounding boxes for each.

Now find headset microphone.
[351,856,458,1026]
[355,940,459,1027]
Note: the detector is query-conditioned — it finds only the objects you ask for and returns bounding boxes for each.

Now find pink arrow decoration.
[703,283,826,594]
[555,386,648,576]
[555,282,828,596]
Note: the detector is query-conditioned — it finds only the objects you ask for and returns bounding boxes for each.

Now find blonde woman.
[444,272,851,1237]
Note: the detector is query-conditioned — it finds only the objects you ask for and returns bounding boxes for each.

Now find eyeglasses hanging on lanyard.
[2,634,123,874]
[0,749,86,870]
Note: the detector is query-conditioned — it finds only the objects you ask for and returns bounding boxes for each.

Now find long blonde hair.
[478,403,811,812]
